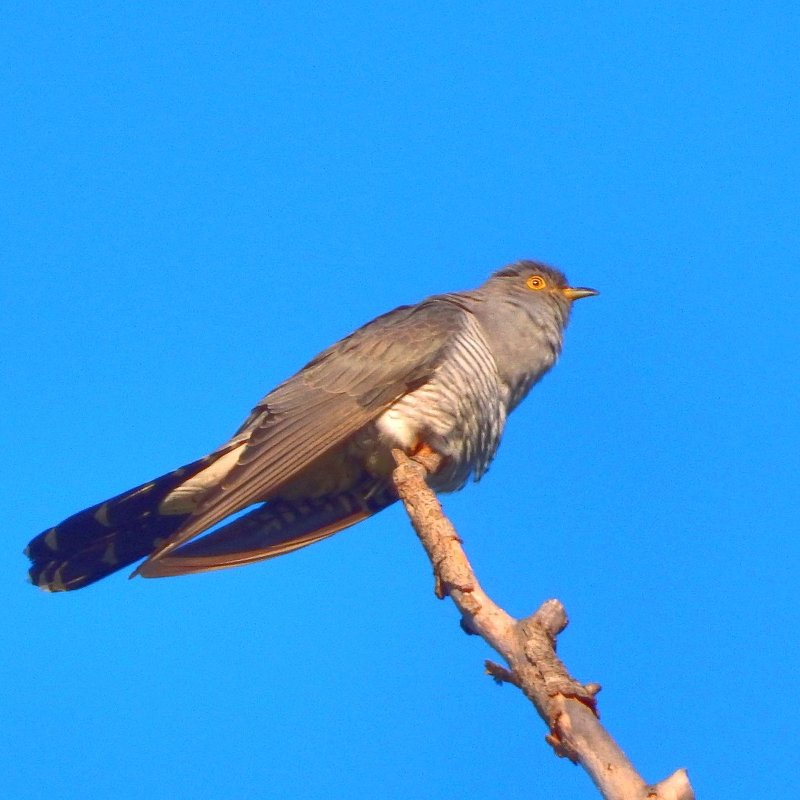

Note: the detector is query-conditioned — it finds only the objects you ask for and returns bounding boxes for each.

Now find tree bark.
[391,449,694,800]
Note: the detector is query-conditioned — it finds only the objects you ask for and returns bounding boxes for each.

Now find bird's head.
[469,260,597,409]
[489,260,598,313]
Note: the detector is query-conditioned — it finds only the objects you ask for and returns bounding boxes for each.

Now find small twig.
[391,449,694,800]
[484,660,519,686]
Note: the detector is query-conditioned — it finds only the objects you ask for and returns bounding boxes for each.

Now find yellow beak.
[562,286,599,301]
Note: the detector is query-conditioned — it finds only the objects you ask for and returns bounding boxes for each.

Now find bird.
[25,260,597,592]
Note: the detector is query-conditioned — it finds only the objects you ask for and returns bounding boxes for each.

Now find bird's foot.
[410,442,443,475]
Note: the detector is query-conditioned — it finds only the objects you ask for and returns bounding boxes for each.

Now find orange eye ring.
[526,275,546,291]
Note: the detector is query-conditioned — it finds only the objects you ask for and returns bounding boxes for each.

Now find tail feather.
[26,453,398,591]
[25,451,231,592]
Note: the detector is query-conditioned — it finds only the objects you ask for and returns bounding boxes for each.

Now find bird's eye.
[526,275,547,291]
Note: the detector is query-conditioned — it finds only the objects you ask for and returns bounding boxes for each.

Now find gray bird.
[26,260,597,591]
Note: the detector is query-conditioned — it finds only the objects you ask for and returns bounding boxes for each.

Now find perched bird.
[26,260,597,592]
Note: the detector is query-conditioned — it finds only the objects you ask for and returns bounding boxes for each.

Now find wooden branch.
[391,449,694,800]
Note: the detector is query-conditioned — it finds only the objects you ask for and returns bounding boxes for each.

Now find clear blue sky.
[3,3,798,798]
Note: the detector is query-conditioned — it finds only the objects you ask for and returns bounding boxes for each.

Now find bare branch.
[391,449,694,800]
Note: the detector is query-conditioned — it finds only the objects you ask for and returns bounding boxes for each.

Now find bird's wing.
[137,481,397,578]
[134,298,466,572]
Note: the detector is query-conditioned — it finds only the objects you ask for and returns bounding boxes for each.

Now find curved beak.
[562,286,599,301]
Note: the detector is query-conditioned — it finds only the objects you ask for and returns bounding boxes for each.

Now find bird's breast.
[280,319,510,501]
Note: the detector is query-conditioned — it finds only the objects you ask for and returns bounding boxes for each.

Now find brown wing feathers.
[138,482,397,577]
[135,300,465,574]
